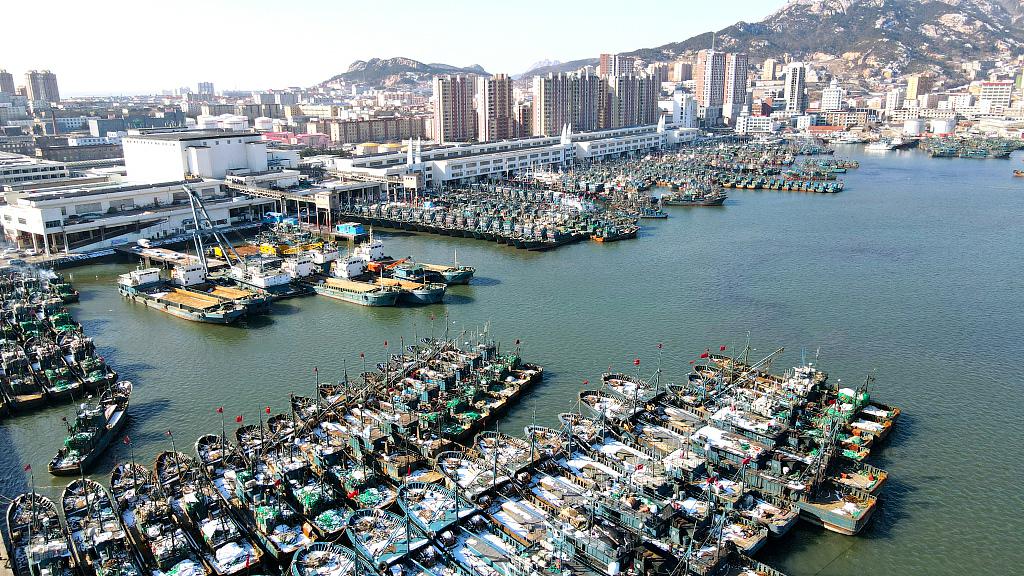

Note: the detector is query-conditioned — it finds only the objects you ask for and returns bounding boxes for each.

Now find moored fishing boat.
[48,381,132,476]
[289,543,366,576]
[346,508,428,569]
[109,462,209,576]
[5,492,76,576]
[397,481,475,536]
[61,478,145,576]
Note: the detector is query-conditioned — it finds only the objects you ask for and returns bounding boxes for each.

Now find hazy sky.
[0,0,783,96]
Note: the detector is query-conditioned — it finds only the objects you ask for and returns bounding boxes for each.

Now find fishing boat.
[28,338,81,401]
[5,492,76,576]
[436,449,509,500]
[345,508,428,568]
[264,452,352,539]
[397,482,475,536]
[578,389,640,422]
[109,462,209,576]
[48,381,132,475]
[166,465,263,576]
[522,426,564,458]
[736,494,800,537]
[230,464,311,564]
[288,543,365,576]
[661,190,727,206]
[61,478,145,576]
[1,341,45,410]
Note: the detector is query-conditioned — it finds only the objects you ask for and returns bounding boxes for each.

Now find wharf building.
[0,131,296,254]
[333,122,698,190]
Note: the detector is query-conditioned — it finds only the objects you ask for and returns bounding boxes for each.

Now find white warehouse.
[121,131,270,183]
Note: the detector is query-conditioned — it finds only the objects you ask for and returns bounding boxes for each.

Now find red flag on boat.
[689,360,695,365]
[123,436,131,445]
[720,345,727,351]
[216,406,223,414]
[236,415,243,423]
[265,406,271,414]
[583,379,589,386]
[314,367,318,373]
[245,555,250,569]
[384,340,388,347]
[360,352,364,358]
[633,358,640,366]
[741,456,752,466]
[699,352,709,359]
[636,463,644,470]
[23,464,31,472]
[274,478,282,487]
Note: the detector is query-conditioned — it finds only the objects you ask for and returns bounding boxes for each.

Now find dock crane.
[183,184,244,272]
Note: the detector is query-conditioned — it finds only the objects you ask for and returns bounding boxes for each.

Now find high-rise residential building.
[978,80,1013,108]
[532,69,605,136]
[694,49,726,122]
[884,87,905,112]
[476,73,514,142]
[820,78,846,111]
[0,70,14,95]
[513,102,532,138]
[432,74,477,143]
[646,63,668,84]
[783,63,807,114]
[197,81,215,95]
[25,70,60,102]
[606,74,659,128]
[761,58,778,81]
[723,53,749,120]
[905,74,932,101]
[598,53,637,78]
[669,61,692,82]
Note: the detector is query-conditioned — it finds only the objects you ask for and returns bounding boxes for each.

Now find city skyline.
[0,0,782,96]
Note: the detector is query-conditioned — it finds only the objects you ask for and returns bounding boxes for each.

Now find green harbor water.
[2,146,1023,575]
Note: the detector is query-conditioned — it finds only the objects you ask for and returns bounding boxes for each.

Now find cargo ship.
[118,266,247,324]
[307,256,401,307]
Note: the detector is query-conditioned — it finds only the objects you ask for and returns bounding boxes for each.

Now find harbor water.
[2,147,1022,575]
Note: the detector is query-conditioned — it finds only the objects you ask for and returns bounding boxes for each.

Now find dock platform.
[116,246,228,270]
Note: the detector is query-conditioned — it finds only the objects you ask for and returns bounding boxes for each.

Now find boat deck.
[159,288,221,310]
[324,277,379,293]
[419,263,454,273]
[207,285,252,300]
[377,278,424,290]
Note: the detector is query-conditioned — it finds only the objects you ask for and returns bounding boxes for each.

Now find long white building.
[1,179,276,254]
[2,129,300,254]
[121,131,270,182]
[334,123,698,189]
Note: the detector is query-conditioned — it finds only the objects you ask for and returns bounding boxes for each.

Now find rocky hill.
[624,0,1024,82]
[320,57,488,88]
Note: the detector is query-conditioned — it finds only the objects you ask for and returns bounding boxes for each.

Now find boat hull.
[311,284,399,307]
